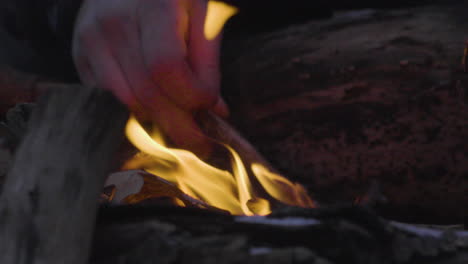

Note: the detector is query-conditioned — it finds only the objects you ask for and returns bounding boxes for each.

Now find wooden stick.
[0,84,128,264]
[197,111,315,208]
[198,111,276,172]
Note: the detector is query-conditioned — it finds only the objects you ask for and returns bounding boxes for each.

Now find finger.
[137,0,217,111]
[74,21,138,111]
[98,7,211,155]
[187,0,222,97]
[95,8,152,119]
[152,92,212,156]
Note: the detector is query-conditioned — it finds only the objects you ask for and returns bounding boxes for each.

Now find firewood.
[198,111,276,173]
[91,205,468,264]
[104,169,229,214]
[221,1,468,223]
[0,84,128,264]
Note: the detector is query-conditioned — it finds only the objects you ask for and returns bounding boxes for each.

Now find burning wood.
[104,170,229,214]
[0,2,467,263]
[122,113,315,215]
[103,0,314,215]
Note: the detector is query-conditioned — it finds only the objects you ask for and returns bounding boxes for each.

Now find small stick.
[198,111,277,173]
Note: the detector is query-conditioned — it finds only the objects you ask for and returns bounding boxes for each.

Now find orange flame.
[121,1,314,215]
[124,116,314,215]
[204,1,238,40]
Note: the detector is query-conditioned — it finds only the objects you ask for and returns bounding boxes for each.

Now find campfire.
[99,1,315,216]
[0,1,467,264]
[118,115,314,215]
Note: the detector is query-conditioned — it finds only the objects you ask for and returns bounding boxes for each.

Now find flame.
[125,116,246,214]
[121,1,314,215]
[204,1,238,40]
[252,164,315,208]
[124,116,314,215]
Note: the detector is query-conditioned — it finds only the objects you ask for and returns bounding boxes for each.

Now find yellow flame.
[124,116,314,215]
[204,1,238,40]
[125,116,247,215]
[251,164,315,208]
[122,1,314,215]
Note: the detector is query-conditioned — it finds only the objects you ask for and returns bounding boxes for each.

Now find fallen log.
[221,2,468,224]
[0,85,128,264]
[90,204,468,264]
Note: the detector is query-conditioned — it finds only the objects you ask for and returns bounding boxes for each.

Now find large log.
[0,85,128,264]
[221,2,468,224]
[90,205,468,264]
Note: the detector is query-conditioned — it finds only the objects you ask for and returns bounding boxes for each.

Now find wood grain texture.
[0,85,128,264]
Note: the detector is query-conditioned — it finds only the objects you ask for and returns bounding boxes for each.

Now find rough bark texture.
[0,85,128,264]
[90,205,468,264]
[221,3,468,224]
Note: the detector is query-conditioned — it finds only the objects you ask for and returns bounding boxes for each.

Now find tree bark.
[221,2,468,224]
[90,205,468,264]
[0,85,128,264]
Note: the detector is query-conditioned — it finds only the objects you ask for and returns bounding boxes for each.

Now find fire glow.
[124,117,314,215]
[121,1,315,215]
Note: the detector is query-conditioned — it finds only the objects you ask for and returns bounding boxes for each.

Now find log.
[90,204,468,264]
[0,85,128,264]
[221,2,468,224]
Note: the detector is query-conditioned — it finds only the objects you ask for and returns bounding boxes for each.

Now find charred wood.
[91,205,468,264]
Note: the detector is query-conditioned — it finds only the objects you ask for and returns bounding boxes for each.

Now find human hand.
[72,0,228,153]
